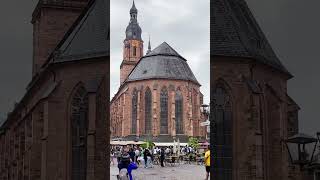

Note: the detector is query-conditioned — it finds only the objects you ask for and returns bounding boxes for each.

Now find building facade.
[0,0,109,180]
[110,2,206,143]
[212,0,301,179]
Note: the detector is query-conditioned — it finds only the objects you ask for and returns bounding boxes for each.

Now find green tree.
[188,137,199,149]
[141,140,155,149]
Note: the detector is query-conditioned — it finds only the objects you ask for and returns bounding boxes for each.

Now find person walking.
[204,146,210,180]
[135,147,140,164]
[160,148,165,167]
[118,151,130,173]
[127,159,138,180]
[128,148,135,163]
[111,149,115,165]
[143,148,148,168]
[146,149,153,168]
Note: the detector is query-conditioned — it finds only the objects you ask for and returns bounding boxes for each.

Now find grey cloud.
[246,0,320,134]
[110,0,210,104]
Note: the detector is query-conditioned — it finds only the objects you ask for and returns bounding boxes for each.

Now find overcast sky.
[0,0,319,134]
[245,0,320,134]
[110,0,210,105]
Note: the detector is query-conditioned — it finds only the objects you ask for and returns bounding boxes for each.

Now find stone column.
[87,93,96,180]
[152,85,158,137]
[171,90,176,137]
[41,101,49,180]
[188,90,193,136]
[121,96,126,136]
[137,91,141,137]
[30,108,42,180]
[252,94,264,179]
[121,99,125,137]
[196,90,201,137]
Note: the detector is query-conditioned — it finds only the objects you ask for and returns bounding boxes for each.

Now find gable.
[53,0,109,63]
[213,0,291,76]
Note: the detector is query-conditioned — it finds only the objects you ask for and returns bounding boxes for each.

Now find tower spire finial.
[130,0,137,15]
[147,35,151,54]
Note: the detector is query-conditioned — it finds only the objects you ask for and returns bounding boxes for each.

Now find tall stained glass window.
[213,85,232,180]
[71,86,88,180]
[160,88,168,134]
[175,90,183,134]
[131,89,138,134]
[145,88,152,134]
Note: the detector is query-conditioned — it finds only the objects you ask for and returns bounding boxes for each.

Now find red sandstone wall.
[110,79,206,139]
[212,56,293,180]
[0,57,108,180]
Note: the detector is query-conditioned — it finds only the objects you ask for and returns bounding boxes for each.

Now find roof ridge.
[145,42,186,60]
[40,0,95,68]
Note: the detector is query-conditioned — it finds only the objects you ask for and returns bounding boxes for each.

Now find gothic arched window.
[131,89,138,134]
[145,88,152,134]
[175,90,183,134]
[71,86,88,180]
[213,84,232,179]
[160,88,168,134]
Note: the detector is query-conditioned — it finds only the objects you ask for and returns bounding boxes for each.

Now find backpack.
[135,150,140,156]
[120,153,130,166]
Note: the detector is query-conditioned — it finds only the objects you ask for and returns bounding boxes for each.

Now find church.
[110,1,207,143]
[0,0,109,179]
[212,0,301,179]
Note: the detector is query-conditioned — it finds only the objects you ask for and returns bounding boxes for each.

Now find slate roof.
[126,42,200,85]
[52,0,109,63]
[213,0,291,76]
[0,114,5,127]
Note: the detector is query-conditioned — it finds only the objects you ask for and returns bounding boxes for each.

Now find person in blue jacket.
[127,160,138,180]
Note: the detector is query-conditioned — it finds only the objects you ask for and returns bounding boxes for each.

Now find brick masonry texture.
[111,79,207,142]
[0,1,109,180]
[212,56,301,180]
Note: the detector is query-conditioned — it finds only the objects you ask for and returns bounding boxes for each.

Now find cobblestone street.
[110,163,208,180]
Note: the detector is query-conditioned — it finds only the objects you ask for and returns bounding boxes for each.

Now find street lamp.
[285,133,319,170]
[200,104,209,115]
[200,104,210,141]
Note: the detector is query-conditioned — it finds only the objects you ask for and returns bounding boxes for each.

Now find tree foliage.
[141,140,155,149]
[188,137,199,149]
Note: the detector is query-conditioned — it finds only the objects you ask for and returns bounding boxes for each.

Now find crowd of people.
[110,144,210,180]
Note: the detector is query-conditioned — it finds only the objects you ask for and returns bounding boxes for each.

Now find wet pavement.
[110,163,208,180]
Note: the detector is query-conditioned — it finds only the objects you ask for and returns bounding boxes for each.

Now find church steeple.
[147,35,151,54]
[120,0,144,84]
[125,0,142,40]
[130,0,138,18]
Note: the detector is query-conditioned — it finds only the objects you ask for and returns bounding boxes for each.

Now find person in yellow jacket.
[204,146,210,180]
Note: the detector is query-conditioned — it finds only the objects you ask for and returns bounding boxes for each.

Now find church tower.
[31,0,89,76]
[120,0,144,84]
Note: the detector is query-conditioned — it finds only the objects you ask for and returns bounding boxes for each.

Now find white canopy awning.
[154,142,188,147]
[110,141,144,145]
